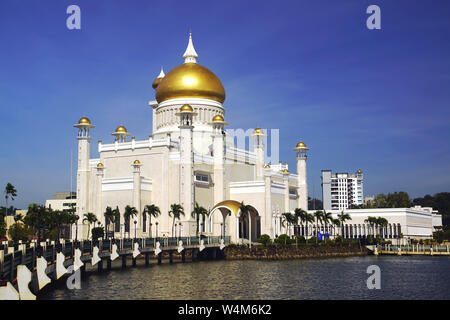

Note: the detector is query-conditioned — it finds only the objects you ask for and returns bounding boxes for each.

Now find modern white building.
[288,207,442,243]
[45,192,76,212]
[72,33,310,242]
[321,170,364,210]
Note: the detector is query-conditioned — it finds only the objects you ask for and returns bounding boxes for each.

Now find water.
[39,256,450,300]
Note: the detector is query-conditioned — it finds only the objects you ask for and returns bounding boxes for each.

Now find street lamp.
[134,220,137,241]
[150,223,152,238]
[175,223,178,238]
[220,222,223,239]
[155,222,159,238]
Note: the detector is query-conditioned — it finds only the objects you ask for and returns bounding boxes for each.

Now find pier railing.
[0,236,231,285]
[376,244,450,255]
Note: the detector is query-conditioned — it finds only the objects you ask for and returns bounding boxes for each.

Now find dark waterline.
[39,256,450,300]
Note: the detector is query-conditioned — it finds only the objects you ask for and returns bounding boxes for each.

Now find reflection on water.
[39,256,450,300]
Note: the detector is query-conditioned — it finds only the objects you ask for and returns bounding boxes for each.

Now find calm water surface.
[39,256,450,300]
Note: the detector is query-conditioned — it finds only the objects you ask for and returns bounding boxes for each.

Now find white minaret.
[176,104,197,236]
[294,141,309,211]
[74,117,95,240]
[132,160,142,236]
[252,128,265,180]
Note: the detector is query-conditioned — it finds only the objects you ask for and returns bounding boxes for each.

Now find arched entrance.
[211,200,260,245]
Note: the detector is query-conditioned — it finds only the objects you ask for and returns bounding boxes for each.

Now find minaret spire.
[183,31,198,63]
[157,66,165,78]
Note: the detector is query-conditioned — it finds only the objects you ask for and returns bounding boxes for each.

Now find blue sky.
[1,0,449,209]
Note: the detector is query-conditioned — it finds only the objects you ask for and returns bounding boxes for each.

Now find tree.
[142,204,161,237]
[297,209,314,238]
[168,204,184,237]
[239,202,253,241]
[364,216,377,236]
[281,212,297,236]
[83,212,98,240]
[192,202,208,235]
[331,218,341,237]
[313,211,323,243]
[0,208,6,239]
[337,211,351,237]
[123,206,138,238]
[321,210,333,241]
[4,183,17,216]
[308,197,323,210]
[375,217,388,237]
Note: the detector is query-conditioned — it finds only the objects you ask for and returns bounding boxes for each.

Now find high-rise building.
[321,169,364,211]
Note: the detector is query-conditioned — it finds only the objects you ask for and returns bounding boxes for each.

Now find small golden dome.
[282,169,289,174]
[212,114,224,122]
[133,160,141,165]
[264,164,271,169]
[254,128,263,135]
[357,169,362,174]
[156,63,225,103]
[180,104,194,112]
[97,163,104,168]
[78,117,91,125]
[115,126,127,133]
[296,141,306,148]
[152,77,163,89]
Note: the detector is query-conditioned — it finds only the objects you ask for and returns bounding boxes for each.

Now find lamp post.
[150,223,152,238]
[156,222,159,238]
[175,223,178,239]
[220,222,223,239]
[134,220,137,241]
[179,222,182,238]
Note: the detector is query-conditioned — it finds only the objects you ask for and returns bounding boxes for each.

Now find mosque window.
[195,173,209,184]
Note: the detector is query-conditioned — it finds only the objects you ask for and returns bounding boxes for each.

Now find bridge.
[369,244,450,256]
[0,236,230,300]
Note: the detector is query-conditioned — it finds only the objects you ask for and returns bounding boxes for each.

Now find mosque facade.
[73,33,309,242]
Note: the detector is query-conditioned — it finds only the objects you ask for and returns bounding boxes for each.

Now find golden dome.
[97,163,104,168]
[282,169,289,174]
[133,160,141,165]
[264,164,271,169]
[254,128,264,135]
[212,114,224,122]
[296,141,306,148]
[357,169,362,174]
[180,104,194,112]
[156,63,225,103]
[115,126,127,133]
[78,117,91,125]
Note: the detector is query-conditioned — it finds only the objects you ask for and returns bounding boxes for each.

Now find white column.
[95,167,104,226]
[283,173,290,213]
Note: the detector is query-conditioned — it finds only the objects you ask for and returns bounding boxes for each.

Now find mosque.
[73,33,309,242]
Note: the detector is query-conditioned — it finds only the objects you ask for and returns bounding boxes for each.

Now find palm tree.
[4,183,17,217]
[331,218,341,237]
[338,211,352,237]
[239,202,253,242]
[294,208,307,236]
[123,206,138,238]
[364,216,377,237]
[104,206,114,237]
[192,202,208,235]
[321,210,333,241]
[313,210,323,242]
[168,204,184,237]
[282,212,297,236]
[13,212,23,245]
[376,217,388,238]
[143,204,161,237]
[302,211,315,238]
[83,212,98,240]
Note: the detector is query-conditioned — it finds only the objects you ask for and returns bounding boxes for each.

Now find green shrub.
[7,223,36,241]
[257,234,272,247]
[274,234,293,245]
[295,235,306,244]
